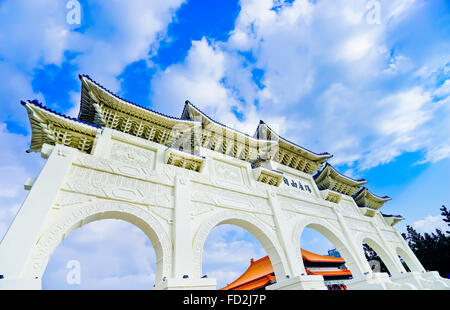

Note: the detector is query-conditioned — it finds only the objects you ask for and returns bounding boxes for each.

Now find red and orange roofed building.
[221,249,352,291]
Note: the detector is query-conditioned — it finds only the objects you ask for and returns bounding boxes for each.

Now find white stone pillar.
[157,175,216,290]
[0,144,77,289]
[333,207,371,277]
[172,176,194,279]
[266,190,327,290]
[91,127,113,157]
[267,190,304,277]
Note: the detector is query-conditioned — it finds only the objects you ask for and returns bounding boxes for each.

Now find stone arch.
[357,234,402,275]
[396,246,423,272]
[192,210,290,281]
[23,201,172,286]
[293,216,365,278]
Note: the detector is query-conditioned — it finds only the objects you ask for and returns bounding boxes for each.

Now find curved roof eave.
[353,187,391,202]
[381,212,403,219]
[80,74,201,126]
[22,100,102,131]
[314,163,368,186]
[257,121,332,162]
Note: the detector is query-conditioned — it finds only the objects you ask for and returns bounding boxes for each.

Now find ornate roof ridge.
[301,248,346,263]
[80,74,200,124]
[256,120,332,160]
[21,100,102,129]
[313,163,368,184]
[353,187,391,201]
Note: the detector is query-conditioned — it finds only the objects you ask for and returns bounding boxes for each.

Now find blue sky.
[0,0,449,289]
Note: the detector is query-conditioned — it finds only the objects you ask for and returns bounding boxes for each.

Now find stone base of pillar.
[265,275,326,290]
[390,272,427,289]
[346,273,405,290]
[154,278,217,290]
[420,271,450,289]
[0,278,41,290]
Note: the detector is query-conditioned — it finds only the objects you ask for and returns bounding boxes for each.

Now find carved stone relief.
[214,160,243,186]
[63,166,173,208]
[110,141,155,168]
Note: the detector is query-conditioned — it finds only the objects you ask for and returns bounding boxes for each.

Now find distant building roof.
[221,249,349,290]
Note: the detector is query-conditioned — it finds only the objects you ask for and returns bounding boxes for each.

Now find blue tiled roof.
[22,100,102,129]
[381,212,403,218]
[80,75,199,123]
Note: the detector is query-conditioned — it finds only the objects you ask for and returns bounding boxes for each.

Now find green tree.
[401,205,450,278]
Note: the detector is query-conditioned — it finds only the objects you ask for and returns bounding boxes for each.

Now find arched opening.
[361,237,399,276]
[194,211,290,290]
[42,219,156,289]
[298,223,358,291]
[399,256,411,273]
[202,224,268,290]
[396,247,420,272]
[24,203,172,288]
[363,243,390,275]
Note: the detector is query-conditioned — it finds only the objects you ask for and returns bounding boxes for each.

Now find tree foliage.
[401,205,450,278]
[363,206,449,278]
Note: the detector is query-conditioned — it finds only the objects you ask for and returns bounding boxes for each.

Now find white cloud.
[150,0,450,171]
[70,0,186,91]
[202,225,267,289]
[434,79,450,98]
[420,145,450,164]
[43,219,156,290]
[0,0,71,69]
[151,38,232,117]
[413,215,448,234]
[338,33,376,62]
[383,55,414,75]
[0,124,44,240]
[0,0,186,117]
